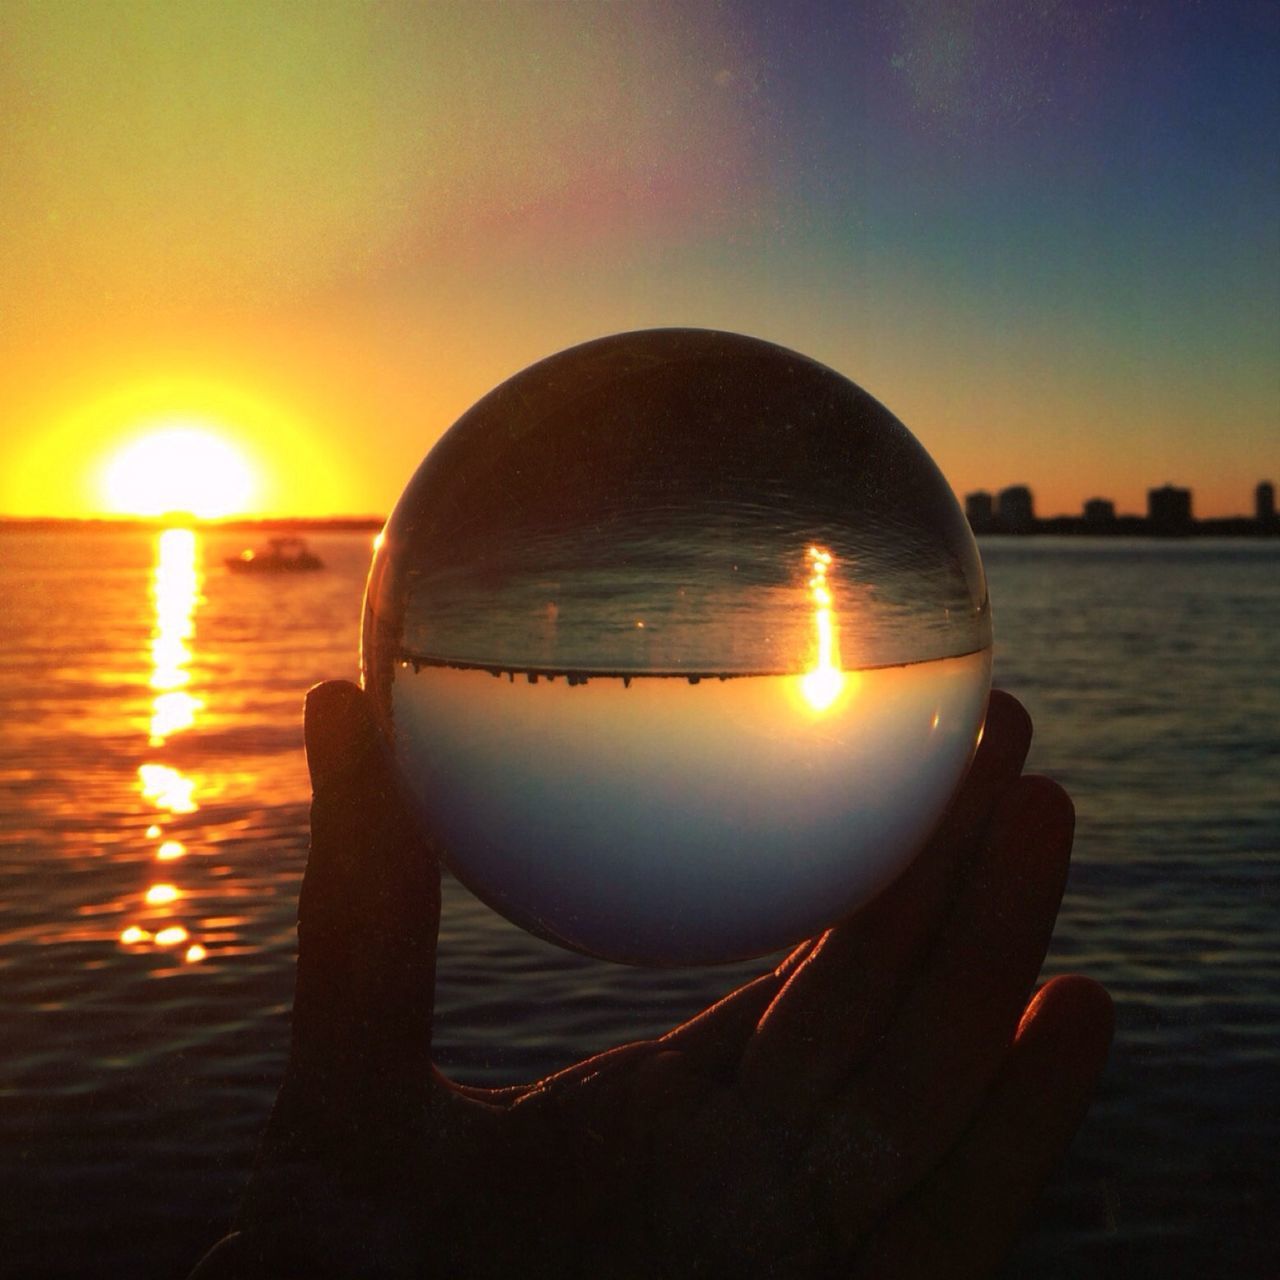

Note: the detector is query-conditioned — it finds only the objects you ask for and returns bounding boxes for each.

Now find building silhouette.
[959,479,1277,537]
[965,490,994,533]
[1148,484,1193,534]
[1083,497,1116,528]
[997,485,1035,533]
[1257,481,1276,526]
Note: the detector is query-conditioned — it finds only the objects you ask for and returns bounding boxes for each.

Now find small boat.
[225,536,324,573]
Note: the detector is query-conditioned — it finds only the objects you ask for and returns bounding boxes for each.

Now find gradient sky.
[2,0,1276,518]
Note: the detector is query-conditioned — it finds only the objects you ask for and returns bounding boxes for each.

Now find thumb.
[265,681,441,1163]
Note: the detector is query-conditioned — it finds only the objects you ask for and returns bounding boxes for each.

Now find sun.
[101,424,257,519]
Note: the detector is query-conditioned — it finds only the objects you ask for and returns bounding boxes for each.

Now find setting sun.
[100,425,256,519]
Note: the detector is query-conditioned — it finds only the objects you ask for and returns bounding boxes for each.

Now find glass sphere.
[363,329,991,966]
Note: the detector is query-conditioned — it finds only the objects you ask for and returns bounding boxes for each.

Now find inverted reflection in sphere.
[362,329,992,965]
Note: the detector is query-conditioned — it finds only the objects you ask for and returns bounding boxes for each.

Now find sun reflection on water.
[118,529,209,965]
[137,763,197,814]
[800,545,850,713]
[148,528,204,746]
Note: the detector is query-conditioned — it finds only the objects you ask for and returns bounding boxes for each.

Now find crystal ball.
[362,329,992,965]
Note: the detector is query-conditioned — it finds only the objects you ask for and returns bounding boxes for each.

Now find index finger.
[739,690,1032,1120]
[811,774,1076,1245]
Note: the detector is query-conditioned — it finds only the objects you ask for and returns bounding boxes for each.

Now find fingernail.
[304,681,378,791]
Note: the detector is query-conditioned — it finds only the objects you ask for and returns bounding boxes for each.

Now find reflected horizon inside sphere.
[363,329,992,966]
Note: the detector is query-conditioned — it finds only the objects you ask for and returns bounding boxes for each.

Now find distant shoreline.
[0,514,1276,538]
[968,514,1278,538]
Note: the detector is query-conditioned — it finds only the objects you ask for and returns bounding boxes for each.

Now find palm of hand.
[198,683,1110,1280]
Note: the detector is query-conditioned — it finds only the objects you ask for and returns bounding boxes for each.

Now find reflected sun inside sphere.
[101,425,256,519]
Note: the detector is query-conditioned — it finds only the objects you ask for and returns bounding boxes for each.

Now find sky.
[1,0,1276,519]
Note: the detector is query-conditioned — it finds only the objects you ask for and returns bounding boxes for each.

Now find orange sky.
[1,3,1275,521]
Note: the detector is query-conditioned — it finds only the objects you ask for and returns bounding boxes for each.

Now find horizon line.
[1,512,1277,535]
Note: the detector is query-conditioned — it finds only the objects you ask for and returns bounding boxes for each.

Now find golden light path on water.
[148,527,204,743]
[800,545,849,714]
[120,528,206,965]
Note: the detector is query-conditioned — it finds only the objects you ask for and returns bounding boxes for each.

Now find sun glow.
[101,425,256,518]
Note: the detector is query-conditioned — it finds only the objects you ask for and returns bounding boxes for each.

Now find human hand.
[191,682,1112,1278]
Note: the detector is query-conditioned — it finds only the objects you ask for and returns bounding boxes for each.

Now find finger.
[187,1232,256,1279]
[657,936,819,1076]
[927,689,1034,855]
[740,691,1032,1117]
[815,774,1075,1238]
[259,681,440,1167]
[522,941,819,1105]
[852,976,1113,1279]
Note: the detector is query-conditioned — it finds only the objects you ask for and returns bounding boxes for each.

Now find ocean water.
[0,529,1276,1276]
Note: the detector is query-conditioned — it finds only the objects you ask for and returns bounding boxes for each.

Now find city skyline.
[965,477,1277,534]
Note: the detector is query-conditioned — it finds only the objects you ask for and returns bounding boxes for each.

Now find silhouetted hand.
[190,682,1111,1279]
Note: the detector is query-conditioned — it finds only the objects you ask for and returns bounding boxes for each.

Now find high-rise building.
[996,485,1035,533]
[965,490,994,532]
[1148,484,1193,532]
[1257,481,1276,525]
[1083,497,1116,527]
